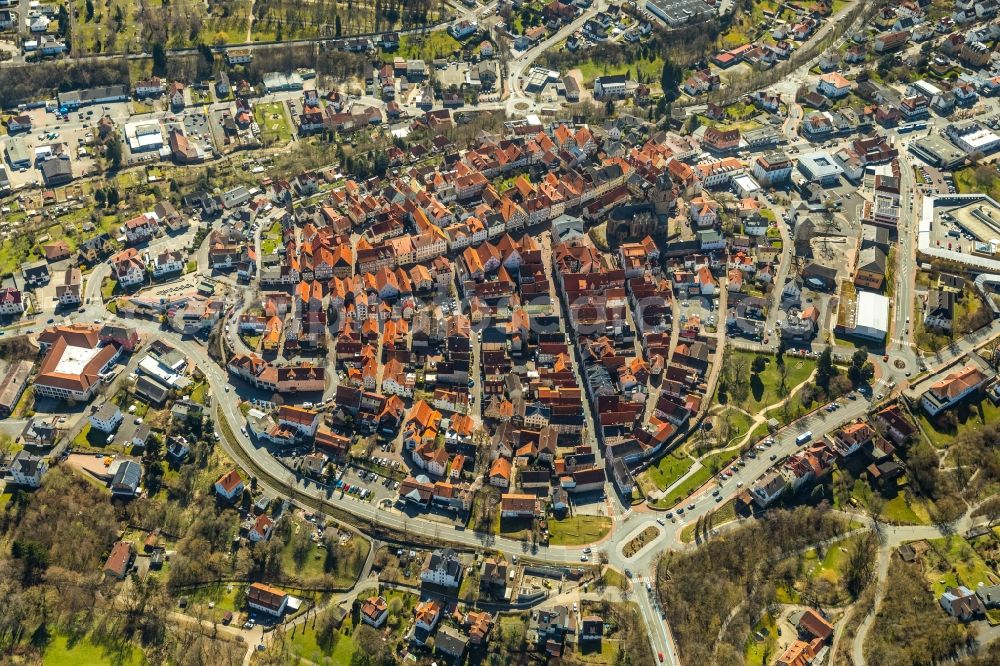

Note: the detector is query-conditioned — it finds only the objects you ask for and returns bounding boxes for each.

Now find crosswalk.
[612,508,633,523]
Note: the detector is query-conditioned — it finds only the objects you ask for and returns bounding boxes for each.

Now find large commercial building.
[645,0,712,26]
[945,121,1000,157]
[33,324,123,402]
[920,363,992,416]
[850,290,889,341]
[796,151,844,185]
[124,122,164,153]
[909,135,967,169]
[5,136,31,170]
[56,85,128,110]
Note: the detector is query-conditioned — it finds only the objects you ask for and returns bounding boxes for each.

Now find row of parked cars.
[336,478,374,500]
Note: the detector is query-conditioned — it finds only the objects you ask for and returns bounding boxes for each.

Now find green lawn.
[290,589,414,663]
[715,407,754,446]
[396,31,461,60]
[43,630,145,666]
[730,351,816,415]
[803,534,859,588]
[642,450,694,493]
[185,583,242,624]
[261,221,283,255]
[189,382,207,404]
[575,56,664,86]
[498,516,534,541]
[101,277,117,300]
[831,469,931,525]
[600,567,629,591]
[680,499,736,543]
[917,397,1000,448]
[653,449,739,509]
[744,612,778,666]
[281,521,330,581]
[955,165,1000,201]
[289,616,358,665]
[547,515,612,546]
[254,102,293,145]
[924,536,997,596]
[73,423,94,448]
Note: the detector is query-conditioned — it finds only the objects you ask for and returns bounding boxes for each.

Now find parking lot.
[914,163,954,195]
[2,126,99,189]
[931,198,1000,253]
[678,294,718,334]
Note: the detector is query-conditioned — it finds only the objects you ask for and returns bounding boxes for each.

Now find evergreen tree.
[816,346,834,391]
[152,42,168,77]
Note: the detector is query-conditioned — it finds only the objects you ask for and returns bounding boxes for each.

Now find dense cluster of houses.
[221,105,811,523]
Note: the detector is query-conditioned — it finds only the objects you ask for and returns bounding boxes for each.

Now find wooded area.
[864,558,977,666]
[656,508,857,665]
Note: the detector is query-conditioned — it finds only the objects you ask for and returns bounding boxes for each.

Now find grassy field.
[643,450,694,493]
[43,630,145,666]
[498,516,534,541]
[653,449,740,509]
[70,0,142,55]
[715,407,754,446]
[279,520,370,587]
[924,536,997,596]
[547,515,612,546]
[254,102,293,145]
[281,520,330,580]
[261,220,283,255]
[289,589,415,663]
[575,56,664,86]
[183,583,245,625]
[744,612,778,665]
[917,396,1000,448]
[730,351,816,415]
[803,534,858,588]
[396,31,461,60]
[680,500,736,543]
[955,165,1000,200]
[832,469,931,524]
[289,620,359,665]
[189,382,207,404]
[600,567,629,591]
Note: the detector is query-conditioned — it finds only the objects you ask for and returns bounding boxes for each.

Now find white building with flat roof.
[946,121,1000,156]
[733,173,761,197]
[125,122,164,153]
[852,291,890,341]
